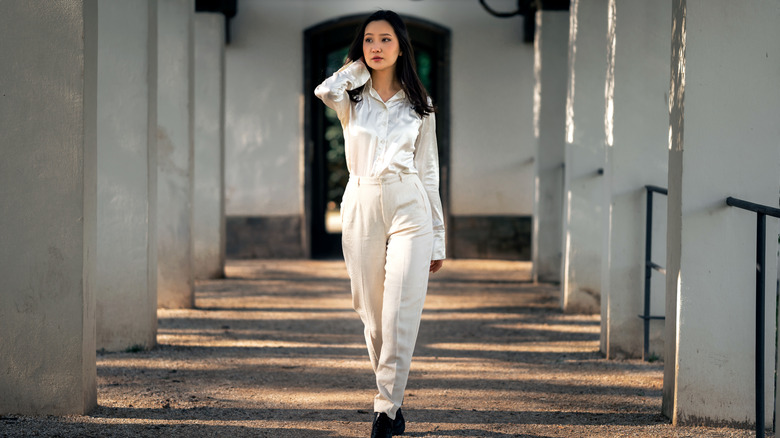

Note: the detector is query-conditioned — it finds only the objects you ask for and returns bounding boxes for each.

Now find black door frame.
[303,13,451,259]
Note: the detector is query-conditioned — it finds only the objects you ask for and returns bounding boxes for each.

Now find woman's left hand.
[429,260,443,274]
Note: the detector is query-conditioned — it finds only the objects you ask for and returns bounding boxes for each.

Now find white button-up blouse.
[314,60,445,260]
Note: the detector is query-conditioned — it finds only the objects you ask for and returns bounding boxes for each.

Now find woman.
[314,10,445,438]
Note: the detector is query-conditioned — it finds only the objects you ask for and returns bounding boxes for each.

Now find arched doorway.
[304,14,451,259]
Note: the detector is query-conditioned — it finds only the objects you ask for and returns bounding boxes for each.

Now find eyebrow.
[364,33,393,36]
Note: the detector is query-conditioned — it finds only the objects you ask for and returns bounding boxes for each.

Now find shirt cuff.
[338,61,370,89]
[432,232,446,260]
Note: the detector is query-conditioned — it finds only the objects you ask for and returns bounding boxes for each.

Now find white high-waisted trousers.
[341,172,434,420]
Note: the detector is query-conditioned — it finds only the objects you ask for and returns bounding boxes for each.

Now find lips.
[372,57,383,61]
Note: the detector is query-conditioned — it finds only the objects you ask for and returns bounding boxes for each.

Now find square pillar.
[96,0,158,352]
[532,9,569,284]
[0,0,98,414]
[664,0,779,428]
[600,0,670,359]
[157,0,195,308]
[561,0,608,314]
[193,12,226,280]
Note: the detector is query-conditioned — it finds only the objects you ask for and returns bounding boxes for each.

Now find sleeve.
[414,110,446,260]
[313,60,371,123]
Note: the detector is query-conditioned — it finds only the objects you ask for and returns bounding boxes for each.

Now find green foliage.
[324,107,348,206]
[326,47,350,76]
[416,50,432,92]
[125,344,145,353]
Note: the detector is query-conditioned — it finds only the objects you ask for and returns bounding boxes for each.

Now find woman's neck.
[370,68,401,100]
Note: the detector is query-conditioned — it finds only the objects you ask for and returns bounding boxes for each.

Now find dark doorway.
[304,14,451,259]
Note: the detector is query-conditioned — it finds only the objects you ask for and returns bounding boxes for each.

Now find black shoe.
[371,412,392,438]
[392,408,405,435]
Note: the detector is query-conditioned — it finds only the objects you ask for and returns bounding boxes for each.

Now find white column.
[664,0,779,428]
[193,12,226,280]
[561,0,608,314]
[532,9,569,284]
[157,0,195,308]
[0,0,98,414]
[600,0,670,359]
[96,0,158,352]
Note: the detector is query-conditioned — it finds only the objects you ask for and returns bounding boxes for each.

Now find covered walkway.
[0,260,759,437]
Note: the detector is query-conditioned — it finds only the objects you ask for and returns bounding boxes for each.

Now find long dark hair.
[346,10,435,118]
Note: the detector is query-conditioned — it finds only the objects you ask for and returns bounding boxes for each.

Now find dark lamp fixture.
[196,0,237,44]
[479,0,569,43]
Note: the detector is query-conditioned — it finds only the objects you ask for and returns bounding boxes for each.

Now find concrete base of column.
[0,0,98,415]
[532,10,569,285]
[560,0,608,315]
[600,0,670,360]
[157,0,195,309]
[193,12,226,280]
[664,0,779,428]
[96,0,158,353]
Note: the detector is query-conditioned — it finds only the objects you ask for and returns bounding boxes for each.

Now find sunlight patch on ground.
[423,342,598,354]
[159,310,355,321]
[491,322,599,334]
[155,335,366,351]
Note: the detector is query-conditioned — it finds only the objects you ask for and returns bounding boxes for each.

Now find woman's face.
[362,20,401,72]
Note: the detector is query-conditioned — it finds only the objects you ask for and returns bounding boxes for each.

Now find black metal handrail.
[640,185,668,360]
[726,197,780,438]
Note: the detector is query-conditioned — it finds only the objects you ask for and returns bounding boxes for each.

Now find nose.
[371,44,381,53]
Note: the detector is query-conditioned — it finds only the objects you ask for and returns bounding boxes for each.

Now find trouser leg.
[341,180,386,372]
[373,175,434,418]
[342,174,434,420]
[373,227,432,417]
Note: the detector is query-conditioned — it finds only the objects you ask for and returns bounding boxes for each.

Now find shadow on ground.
[0,260,764,438]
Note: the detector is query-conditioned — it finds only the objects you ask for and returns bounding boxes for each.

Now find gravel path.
[0,259,768,437]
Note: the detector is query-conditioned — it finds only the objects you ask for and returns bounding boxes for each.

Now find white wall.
[225,0,535,218]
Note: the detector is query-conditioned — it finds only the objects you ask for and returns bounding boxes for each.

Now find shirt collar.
[365,76,406,104]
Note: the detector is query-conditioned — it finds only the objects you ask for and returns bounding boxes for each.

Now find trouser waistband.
[349,172,414,185]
